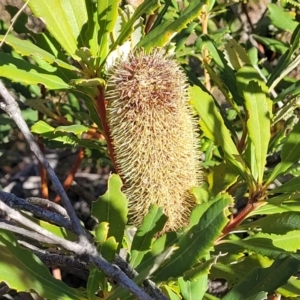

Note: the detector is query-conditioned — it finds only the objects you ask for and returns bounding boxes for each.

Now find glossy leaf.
[0,230,84,300]
[183,256,217,281]
[255,231,300,252]
[112,0,160,50]
[240,212,300,235]
[24,0,87,57]
[270,176,300,194]
[87,265,102,300]
[222,255,300,300]
[278,276,300,298]
[0,53,71,90]
[91,174,128,249]
[268,3,298,32]
[178,275,207,300]
[223,39,251,70]
[190,85,247,181]
[208,162,238,195]
[224,238,288,260]
[153,195,231,282]
[251,199,300,216]
[0,35,78,71]
[243,81,271,183]
[266,120,300,185]
[97,0,120,63]
[211,254,273,288]
[55,124,89,135]
[130,205,167,268]
[138,0,205,50]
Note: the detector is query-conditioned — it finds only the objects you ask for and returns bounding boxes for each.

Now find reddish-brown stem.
[220,202,262,239]
[53,148,85,203]
[96,86,118,172]
[38,86,49,199]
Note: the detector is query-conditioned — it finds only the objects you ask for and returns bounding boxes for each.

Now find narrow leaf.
[0,53,71,90]
[153,195,231,282]
[24,0,84,57]
[0,35,78,71]
[55,124,89,135]
[178,276,207,300]
[223,39,251,70]
[97,0,120,63]
[190,85,247,181]
[222,255,300,300]
[112,0,160,50]
[138,0,205,50]
[91,174,128,249]
[130,205,167,268]
[240,212,300,235]
[268,3,298,32]
[243,81,271,183]
[0,230,84,300]
[266,120,300,185]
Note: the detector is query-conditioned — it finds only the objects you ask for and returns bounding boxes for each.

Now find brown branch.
[96,86,118,172]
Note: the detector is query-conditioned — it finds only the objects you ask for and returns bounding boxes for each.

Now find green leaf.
[223,39,252,70]
[152,195,231,282]
[164,285,181,300]
[221,255,300,300]
[243,81,271,184]
[183,256,217,281]
[70,78,106,87]
[259,231,300,252]
[178,275,207,300]
[97,0,120,63]
[267,24,300,90]
[138,0,205,51]
[0,53,71,90]
[100,236,118,262]
[87,265,102,300]
[0,230,84,300]
[55,124,89,135]
[210,254,273,288]
[91,174,128,250]
[112,0,160,50]
[240,212,300,235]
[266,120,300,185]
[252,35,289,54]
[0,35,78,71]
[130,205,167,268]
[24,0,87,57]
[278,276,300,298]
[224,237,288,260]
[268,3,298,32]
[190,85,247,181]
[251,199,300,216]
[270,176,300,194]
[207,163,238,195]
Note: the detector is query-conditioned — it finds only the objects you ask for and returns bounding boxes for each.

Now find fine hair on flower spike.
[106,48,201,233]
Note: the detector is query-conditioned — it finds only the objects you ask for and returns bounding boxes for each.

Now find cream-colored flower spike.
[106,48,201,233]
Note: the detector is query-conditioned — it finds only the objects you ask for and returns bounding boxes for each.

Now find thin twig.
[26,196,69,218]
[0,221,56,244]
[0,191,72,231]
[0,200,85,253]
[0,80,87,242]
[0,198,155,299]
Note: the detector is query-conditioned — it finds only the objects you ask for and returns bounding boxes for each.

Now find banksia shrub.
[106,49,201,232]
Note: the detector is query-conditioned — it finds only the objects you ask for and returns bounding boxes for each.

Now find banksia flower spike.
[106,49,201,233]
